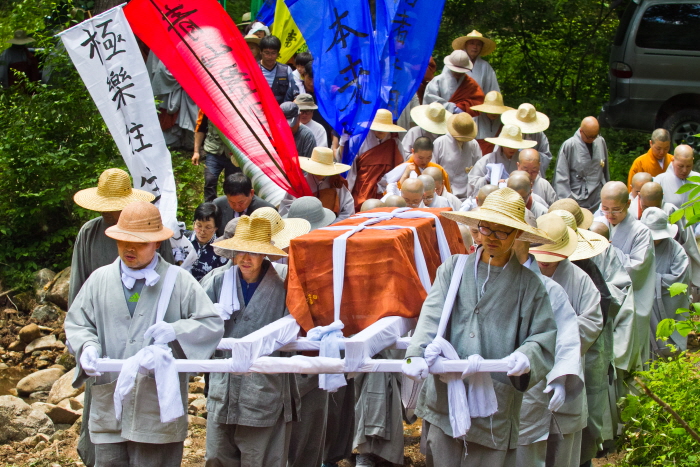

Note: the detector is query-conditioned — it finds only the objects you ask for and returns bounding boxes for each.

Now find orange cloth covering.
[448,74,485,117]
[403,157,452,193]
[286,207,467,335]
[351,138,404,212]
[627,148,673,189]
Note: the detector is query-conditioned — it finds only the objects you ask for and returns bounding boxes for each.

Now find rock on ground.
[45,267,70,310]
[0,395,54,444]
[16,368,65,396]
[47,369,82,405]
[31,402,81,425]
[30,303,61,323]
[18,324,41,344]
[25,335,65,353]
[33,269,56,302]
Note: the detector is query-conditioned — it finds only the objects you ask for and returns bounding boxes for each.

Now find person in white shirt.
[294,94,328,148]
[423,166,461,211]
[451,30,500,94]
[418,174,450,208]
[655,144,700,209]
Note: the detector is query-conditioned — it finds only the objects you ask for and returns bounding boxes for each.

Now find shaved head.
[675,144,694,161]
[384,195,407,207]
[581,117,600,136]
[640,181,664,210]
[361,199,386,211]
[630,172,653,198]
[601,181,630,225]
[422,166,443,182]
[507,171,533,201]
[477,184,499,206]
[418,174,435,192]
[589,221,609,240]
[517,149,541,181]
[518,149,540,164]
[401,178,424,194]
[651,128,670,143]
[601,181,629,204]
[458,224,473,249]
[673,144,695,180]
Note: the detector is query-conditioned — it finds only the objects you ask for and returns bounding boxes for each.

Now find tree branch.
[634,376,700,444]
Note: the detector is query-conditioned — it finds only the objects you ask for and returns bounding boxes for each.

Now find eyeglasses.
[193,223,216,232]
[600,207,625,214]
[478,222,515,240]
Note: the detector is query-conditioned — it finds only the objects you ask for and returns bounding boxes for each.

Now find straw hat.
[370,109,406,133]
[299,147,351,176]
[244,34,261,45]
[212,216,288,257]
[550,210,609,261]
[441,187,553,244]
[447,113,478,140]
[284,196,335,230]
[640,207,678,241]
[451,30,497,57]
[410,102,453,134]
[294,93,318,110]
[74,168,156,212]
[470,91,514,115]
[548,198,593,229]
[485,124,537,150]
[105,201,173,243]
[250,207,310,250]
[240,12,252,26]
[8,30,35,45]
[529,214,577,262]
[501,103,550,134]
[443,50,473,74]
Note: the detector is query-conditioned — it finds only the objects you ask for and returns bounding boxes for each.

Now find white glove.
[544,382,566,412]
[80,345,102,377]
[213,303,232,321]
[144,322,177,345]
[506,351,530,376]
[402,357,430,382]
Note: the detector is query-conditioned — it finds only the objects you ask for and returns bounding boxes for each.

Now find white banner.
[59,6,194,265]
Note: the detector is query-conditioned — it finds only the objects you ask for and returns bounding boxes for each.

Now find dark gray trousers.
[94,440,183,467]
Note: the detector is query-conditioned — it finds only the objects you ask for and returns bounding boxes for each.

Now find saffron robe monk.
[423,50,485,117]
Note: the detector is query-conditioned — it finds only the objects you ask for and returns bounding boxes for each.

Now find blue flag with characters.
[256,0,275,27]
[286,0,381,165]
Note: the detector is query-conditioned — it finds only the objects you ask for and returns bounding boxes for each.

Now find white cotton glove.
[80,345,102,377]
[506,351,531,377]
[544,382,566,412]
[402,357,430,382]
[213,303,232,321]
[144,322,177,345]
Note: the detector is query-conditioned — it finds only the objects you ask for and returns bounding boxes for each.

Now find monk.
[518,148,558,206]
[433,113,482,200]
[507,170,548,220]
[418,174,450,208]
[380,136,452,193]
[423,50,485,116]
[654,144,699,209]
[627,128,673,188]
[423,166,461,211]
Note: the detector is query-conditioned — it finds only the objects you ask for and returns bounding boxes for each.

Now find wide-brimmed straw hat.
[529,213,577,262]
[549,198,593,230]
[447,113,478,140]
[244,34,261,45]
[251,207,310,249]
[300,147,351,176]
[501,103,550,134]
[8,30,35,45]
[443,50,473,74]
[74,168,155,212]
[485,124,537,150]
[105,201,173,243]
[451,30,497,57]
[284,196,335,230]
[212,216,288,257]
[640,207,678,241]
[471,91,514,115]
[239,12,252,27]
[370,109,406,133]
[441,187,553,244]
[550,210,609,261]
[410,102,452,134]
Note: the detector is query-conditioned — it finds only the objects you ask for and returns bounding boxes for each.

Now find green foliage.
[617,354,700,466]
[171,150,205,226]
[656,285,698,343]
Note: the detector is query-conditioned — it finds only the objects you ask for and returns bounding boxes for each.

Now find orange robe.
[449,74,485,117]
[400,157,452,193]
[351,139,404,211]
[627,148,673,189]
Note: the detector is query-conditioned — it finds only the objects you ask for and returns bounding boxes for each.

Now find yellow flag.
[270,0,305,64]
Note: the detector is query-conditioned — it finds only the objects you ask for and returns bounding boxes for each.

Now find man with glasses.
[183,203,228,281]
[258,35,298,104]
[554,116,610,211]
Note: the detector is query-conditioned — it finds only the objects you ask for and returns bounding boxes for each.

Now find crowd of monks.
[61,29,699,467]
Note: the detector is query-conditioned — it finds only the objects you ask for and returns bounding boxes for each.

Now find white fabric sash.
[120,255,160,289]
[486,162,507,187]
[114,264,183,424]
[215,266,240,321]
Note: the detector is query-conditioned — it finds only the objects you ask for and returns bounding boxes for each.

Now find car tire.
[664,109,700,152]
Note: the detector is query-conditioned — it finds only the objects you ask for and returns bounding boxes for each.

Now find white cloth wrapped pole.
[306,320,346,391]
[344,316,416,373]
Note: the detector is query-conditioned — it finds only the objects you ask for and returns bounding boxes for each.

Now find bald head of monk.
[401,178,424,208]
[630,172,653,199]
[360,198,386,212]
[639,181,664,212]
[507,171,533,203]
[673,144,695,180]
[579,116,600,144]
[589,221,609,240]
[650,128,671,161]
[422,166,445,195]
[384,195,407,208]
[600,181,630,226]
[458,224,473,250]
[477,184,498,207]
[517,149,541,182]
[418,174,436,206]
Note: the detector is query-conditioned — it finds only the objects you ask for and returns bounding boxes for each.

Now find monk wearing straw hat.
[452,30,500,94]
[432,113,482,200]
[279,147,354,222]
[423,50,485,117]
[65,201,223,467]
[471,90,513,155]
[402,187,557,466]
[402,101,453,154]
[502,103,553,176]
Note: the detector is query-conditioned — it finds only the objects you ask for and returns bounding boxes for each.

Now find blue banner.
[286,0,381,166]
[256,0,275,27]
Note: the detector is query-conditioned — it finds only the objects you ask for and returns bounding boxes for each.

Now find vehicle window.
[614,1,638,46]
[635,3,700,51]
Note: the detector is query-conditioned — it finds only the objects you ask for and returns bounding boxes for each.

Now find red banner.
[124,0,311,197]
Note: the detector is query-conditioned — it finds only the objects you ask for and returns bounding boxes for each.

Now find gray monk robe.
[523,132,554,177]
[533,176,558,207]
[65,255,223,445]
[467,146,519,198]
[517,259,584,467]
[662,203,700,288]
[554,131,610,210]
[432,133,482,200]
[406,254,557,463]
[201,261,299,467]
[651,238,691,355]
